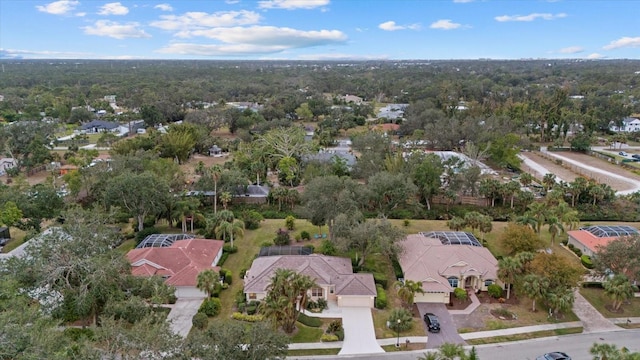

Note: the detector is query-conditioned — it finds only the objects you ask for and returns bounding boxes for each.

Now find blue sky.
[1,0,639,60]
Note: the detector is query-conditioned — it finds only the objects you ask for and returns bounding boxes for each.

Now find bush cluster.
[373,273,388,289]
[320,334,339,342]
[581,254,594,269]
[297,312,322,327]
[375,284,387,309]
[192,312,209,330]
[232,312,264,322]
[198,298,221,317]
[487,284,503,299]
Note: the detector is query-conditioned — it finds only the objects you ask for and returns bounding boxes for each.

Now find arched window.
[448,277,459,288]
[484,279,493,287]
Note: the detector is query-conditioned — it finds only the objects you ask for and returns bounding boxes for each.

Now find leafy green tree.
[196,269,220,298]
[140,105,163,127]
[103,171,169,231]
[499,223,544,255]
[0,201,22,227]
[259,268,316,333]
[334,218,404,268]
[488,133,521,169]
[277,156,299,187]
[521,273,550,312]
[498,256,522,300]
[603,274,634,311]
[156,129,196,164]
[526,201,548,234]
[365,171,419,217]
[0,121,54,174]
[594,235,640,281]
[545,216,565,246]
[447,216,466,231]
[412,154,444,210]
[590,342,640,360]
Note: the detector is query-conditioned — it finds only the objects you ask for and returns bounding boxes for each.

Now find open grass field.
[465,327,584,345]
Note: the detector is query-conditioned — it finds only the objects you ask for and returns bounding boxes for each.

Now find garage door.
[415,292,448,303]
[338,296,373,307]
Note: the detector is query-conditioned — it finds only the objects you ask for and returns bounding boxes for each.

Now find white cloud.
[603,36,640,50]
[98,2,129,15]
[157,26,346,56]
[453,0,474,3]
[154,3,173,12]
[83,20,150,39]
[558,46,583,54]
[295,53,388,60]
[150,10,261,32]
[258,0,329,10]
[378,21,420,31]
[186,26,346,47]
[75,12,86,16]
[36,0,79,15]
[430,19,462,30]
[226,0,240,3]
[495,13,567,22]
[587,53,605,59]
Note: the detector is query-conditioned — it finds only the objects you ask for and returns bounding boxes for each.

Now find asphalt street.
[287,329,640,360]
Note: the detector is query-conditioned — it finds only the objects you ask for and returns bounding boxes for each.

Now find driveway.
[166,298,204,337]
[416,303,466,348]
[338,307,384,355]
[572,289,620,333]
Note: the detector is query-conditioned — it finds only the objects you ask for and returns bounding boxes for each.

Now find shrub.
[316,298,328,310]
[273,229,291,246]
[192,312,209,330]
[222,270,233,285]
[390,256,404,280]
[298,312,322,327]
[246,304,258,315]
[327,319,343,334]
[403,219,411,227]
[239,268,248,279]
[334,329,344,341]
[199,298,221,317]
[375,284,387,309]
[319,239,336,255]
[294,233,301,242]
[487,284,503,299]
[373,273,388,289]
[454,288,468,301]
[582,281,604,289]
[232,312,264,322]
[241,210,263,230]
[321,334,339,342]
[573,248,583,257]
[237,302,246,313]
[387,308,414,332]
[285,215,296,230]
[581,254,593,268]
[260,241,274,247]
[217,252,229,266]
[568,243,576,250]
[300,231,311,240]
[64,328,95,341]
[223,244,238,253]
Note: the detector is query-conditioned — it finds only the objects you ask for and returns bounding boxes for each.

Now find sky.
[0,0,639,60]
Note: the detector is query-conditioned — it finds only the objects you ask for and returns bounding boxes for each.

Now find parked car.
[619,151,629,156]
[536,352,571,360]
[423,312,441,333]
[632,154,640,160]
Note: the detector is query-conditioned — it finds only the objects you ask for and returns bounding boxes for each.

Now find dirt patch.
[447,298,473,311]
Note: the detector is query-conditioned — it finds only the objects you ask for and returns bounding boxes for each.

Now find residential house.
[340,94,363,105]
[567,225,638,257]
[79,120,119,134]
[377,103,409,120]
[208,145,222,157]
[232,184,270,205]
[0,157,16,176]
[127,238,224,298]
[116,120,145,137]
[610,117,640,132]
[302,150,357,170]
[399,232,499,304]
[244,254,377,307]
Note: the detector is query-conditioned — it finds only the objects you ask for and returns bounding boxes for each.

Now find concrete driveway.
[338,307,384,355]
[416,303,466,348]
[166,298,204,337]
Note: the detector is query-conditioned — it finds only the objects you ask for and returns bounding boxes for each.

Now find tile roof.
[127,238,224,287]
[399,233,498,293]
[567,230,617,254]
[244,254,376,296]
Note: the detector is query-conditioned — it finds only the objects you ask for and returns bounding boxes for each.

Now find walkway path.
[571,289,621,333]
[165,298,204,337]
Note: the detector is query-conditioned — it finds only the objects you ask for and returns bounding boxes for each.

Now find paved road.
[288,329,640,360]
[415,303,466,348]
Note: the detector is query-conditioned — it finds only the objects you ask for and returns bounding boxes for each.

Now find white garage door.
[415,292,448,303]
[338,296,373,307]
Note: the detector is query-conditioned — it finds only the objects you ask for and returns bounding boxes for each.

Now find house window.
[311,288,323,297]
[484,279,493,287]
[448,277,459,288]
[248,293,257,300]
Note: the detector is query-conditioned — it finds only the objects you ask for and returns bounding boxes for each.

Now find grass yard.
[382,343,428,352]
[372,309,427,338]
[287,348,340,356]
[290,323,324,343]
[0,227,28,253]
[580,287,640,318]
[465,327,583,345]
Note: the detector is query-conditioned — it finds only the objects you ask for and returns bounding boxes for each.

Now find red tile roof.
[127,238,224,287]
[567,230,617,254]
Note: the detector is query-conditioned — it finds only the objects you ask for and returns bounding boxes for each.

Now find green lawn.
[290,323,324,343]
[0,227,27,253]
[580,287,640,318]
[287,348,340,356]
[465,327,583,345]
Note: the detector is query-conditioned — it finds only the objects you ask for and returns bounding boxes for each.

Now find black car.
[536,352,571,360]
[423,312,441,333]
[632,154,640,160]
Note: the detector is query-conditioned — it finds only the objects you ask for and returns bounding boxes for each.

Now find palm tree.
[196,269,220,298]
[271,186,288,211]
[546,288,574,317]
[542,173,557,192]
[498,256,522,300]
[173,197,201,233]
[519,172,534,188]
[395,279,425,309]
[260,269,317,333]
[438,343,466,360]
[554,201,580,230]
[569,177,588,207]
[545,216,564,246]
[589,184,606,206]
[603,274,634,311]
[521,274,549,312]
[209,165,223,214]
[220,191,232,210]
[526,201,547,234]
[505,181,521,209]
[446,216,466,231]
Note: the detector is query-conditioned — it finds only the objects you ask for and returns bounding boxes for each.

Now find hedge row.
[298,312,322,327]
[232,312,264,322]
[581,254,594,269]
[375,284,387,309]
